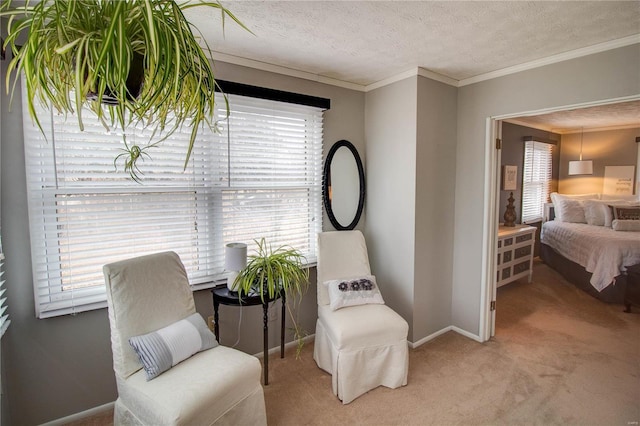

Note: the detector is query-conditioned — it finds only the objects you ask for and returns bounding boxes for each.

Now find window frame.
[23,86,325,318]
[521,140,554,224]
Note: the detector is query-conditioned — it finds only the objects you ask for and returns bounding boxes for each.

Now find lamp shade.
[225,243,247,271]
[568,160,593,176]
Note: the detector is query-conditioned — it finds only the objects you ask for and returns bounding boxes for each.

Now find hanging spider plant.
[232,238,310,357]
[1,0,250,180]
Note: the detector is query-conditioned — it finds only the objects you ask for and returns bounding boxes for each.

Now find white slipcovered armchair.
[314,230,409,404]
[103,251,267,425]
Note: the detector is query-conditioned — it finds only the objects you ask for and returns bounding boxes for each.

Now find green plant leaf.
[1,0,251,181]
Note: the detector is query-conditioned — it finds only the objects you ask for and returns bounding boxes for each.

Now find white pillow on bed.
[550,193,599,223]
[602,202,640,227]
[611,219,640,232]
[583,200,608,226]
[583,199,632,227]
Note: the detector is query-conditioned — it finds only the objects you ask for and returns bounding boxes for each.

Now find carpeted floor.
[263,259,639,425]
[70,259,640,425]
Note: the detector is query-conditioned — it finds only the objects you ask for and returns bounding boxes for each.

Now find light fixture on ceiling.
[568,127,593,175]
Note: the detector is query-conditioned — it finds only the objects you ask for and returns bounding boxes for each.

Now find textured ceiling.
[187,1,640,85]
[509,101,640,134]
[185,1,640,129]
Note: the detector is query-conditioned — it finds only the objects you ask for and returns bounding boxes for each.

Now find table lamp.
[225,242,247,292]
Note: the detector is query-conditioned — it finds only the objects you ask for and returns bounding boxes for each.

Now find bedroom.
[494,103,640,331]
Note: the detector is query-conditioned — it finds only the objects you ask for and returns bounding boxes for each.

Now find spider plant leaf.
[2,0,250,181]
[54,38,81,55]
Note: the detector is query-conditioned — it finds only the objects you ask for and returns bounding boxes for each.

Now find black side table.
[211,287,286,385]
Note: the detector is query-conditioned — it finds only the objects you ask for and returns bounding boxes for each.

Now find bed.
[540,194,640,304]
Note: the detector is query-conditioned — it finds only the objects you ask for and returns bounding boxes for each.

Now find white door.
[490,119,502,337]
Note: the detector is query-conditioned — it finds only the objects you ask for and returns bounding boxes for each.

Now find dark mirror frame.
[323,140,365,230]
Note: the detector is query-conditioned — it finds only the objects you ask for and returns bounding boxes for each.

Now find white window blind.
[522,141,553,223]
[23,88,323,318]
[217,95,323,259]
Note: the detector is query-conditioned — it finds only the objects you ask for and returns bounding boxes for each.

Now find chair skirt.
[313,304,409,404]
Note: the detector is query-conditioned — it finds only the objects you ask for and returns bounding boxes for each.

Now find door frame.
[478,94,640,342]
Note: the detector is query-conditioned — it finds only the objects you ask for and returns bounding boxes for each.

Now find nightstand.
[497,224,536,287]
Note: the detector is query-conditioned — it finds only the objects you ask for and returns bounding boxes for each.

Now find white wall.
[452,44,640,335]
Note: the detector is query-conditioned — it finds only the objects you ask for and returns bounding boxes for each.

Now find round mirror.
[323,140,365,230]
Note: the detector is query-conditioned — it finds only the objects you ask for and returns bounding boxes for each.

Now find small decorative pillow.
[603,202,636,227]
[611,205,640,221]
[324,275,385,311]
[611,219,640,231]
[129,313,218,381]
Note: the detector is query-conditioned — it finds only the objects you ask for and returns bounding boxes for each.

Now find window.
[521,141,553,223]
[23,89,324,318]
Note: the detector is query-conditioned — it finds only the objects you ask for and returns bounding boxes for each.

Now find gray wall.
[558,127,640,194]
[452,44,640,335]
[364,75,457,342]
[499,122,561,224]
[0,58,364,424]
[413,76,457,339]
[364,77,417,339]
[2,30,638,425]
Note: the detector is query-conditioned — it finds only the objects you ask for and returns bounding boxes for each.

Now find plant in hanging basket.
[1,0,250,181]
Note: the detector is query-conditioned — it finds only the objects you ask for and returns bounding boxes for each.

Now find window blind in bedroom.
[522,141,553,223]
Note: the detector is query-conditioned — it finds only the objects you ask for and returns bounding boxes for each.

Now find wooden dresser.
[497,224,536,287]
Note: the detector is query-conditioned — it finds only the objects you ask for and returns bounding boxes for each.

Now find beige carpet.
[71,260,640,425]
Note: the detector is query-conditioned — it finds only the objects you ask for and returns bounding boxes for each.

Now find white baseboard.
[41,401,115,426]
[253,333,315,358]
[409,326,453,348]
[45,327,484,425]
[451,326,483,343]
[409,325,483,348]
[42,336,318,425]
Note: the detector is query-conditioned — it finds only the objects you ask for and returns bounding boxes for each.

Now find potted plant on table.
[231,238,310,358]
[0,0,250,181]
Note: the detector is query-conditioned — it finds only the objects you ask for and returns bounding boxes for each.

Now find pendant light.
[568,127,593,175]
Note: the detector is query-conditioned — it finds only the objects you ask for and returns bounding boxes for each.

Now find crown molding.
[505,118,640,135]
[458,34,640,87]
[556,123,640,134]
[365,67,459,92]
[211,51,367,92]
[211,34,639,93]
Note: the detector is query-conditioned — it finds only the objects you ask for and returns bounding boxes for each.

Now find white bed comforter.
[541,221,640,291]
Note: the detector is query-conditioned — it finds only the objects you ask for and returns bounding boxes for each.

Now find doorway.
[480,95,640,340]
